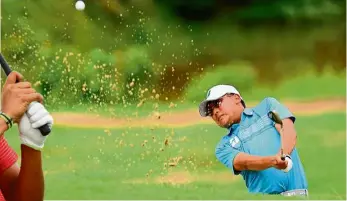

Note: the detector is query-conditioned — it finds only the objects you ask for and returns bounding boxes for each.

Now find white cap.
[198,85,243,117]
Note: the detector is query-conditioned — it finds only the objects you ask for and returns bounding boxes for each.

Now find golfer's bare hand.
[1,71,43,123]
[272,155,288,170]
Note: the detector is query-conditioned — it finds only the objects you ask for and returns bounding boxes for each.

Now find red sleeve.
[0,192,4,201]
[0,135,18,174]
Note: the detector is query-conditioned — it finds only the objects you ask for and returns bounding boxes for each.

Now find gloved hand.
[281,155,293,173]
[18,102,53,150]
[273,154,293,173]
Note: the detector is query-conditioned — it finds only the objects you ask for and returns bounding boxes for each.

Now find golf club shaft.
[0,53,51,136]
[0,55,12,76]
[268,111,285,161]
[279,126,285,161]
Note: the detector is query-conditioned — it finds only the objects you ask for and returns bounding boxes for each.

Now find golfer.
[199,84,308,196]
[0,71,53,201]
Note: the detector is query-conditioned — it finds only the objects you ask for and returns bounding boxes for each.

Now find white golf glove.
[281,155,293,173]
[18,102,53,150]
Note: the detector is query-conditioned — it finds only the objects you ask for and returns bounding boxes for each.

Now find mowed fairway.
[4,112,346,200]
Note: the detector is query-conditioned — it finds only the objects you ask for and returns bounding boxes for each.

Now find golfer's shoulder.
[254,97,282,109]
[259,97,280,104]
[249,97,276,112]
[244,97,282,117]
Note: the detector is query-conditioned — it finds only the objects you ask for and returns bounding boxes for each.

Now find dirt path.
[53,98,345,128]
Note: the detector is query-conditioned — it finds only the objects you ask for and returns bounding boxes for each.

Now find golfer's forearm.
[16,145,44,201]
[282,120,297,155]
[234,153,276,171]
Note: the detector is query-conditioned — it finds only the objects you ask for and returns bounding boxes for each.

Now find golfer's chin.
[217,118,232,128]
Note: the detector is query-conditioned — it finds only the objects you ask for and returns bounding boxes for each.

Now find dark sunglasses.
[206,93,235,116]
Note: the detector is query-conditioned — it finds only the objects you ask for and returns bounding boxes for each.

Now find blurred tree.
[153,0,345,24]
[1,0,345,105]
[154,0,218,22]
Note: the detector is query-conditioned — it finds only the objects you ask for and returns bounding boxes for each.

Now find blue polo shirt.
[215,97,308,194]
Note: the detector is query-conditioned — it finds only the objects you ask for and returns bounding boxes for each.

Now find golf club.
[0,53,51,136]
[268,110,285,161]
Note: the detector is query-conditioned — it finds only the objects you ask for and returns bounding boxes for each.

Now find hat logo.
[206,89,211,98]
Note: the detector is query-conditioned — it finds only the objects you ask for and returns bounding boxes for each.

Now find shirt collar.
[243,108,254,116]
[227,108,254,134]
[228,123,238,131]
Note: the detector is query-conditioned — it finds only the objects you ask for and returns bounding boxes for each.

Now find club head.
[268,110,283,126]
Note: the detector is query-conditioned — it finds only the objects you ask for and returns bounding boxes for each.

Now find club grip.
[39,124,51,136]
[0,53,51,136]
[268,111,283,125]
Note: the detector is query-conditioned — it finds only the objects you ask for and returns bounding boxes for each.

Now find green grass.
[241,69,346,102]
[4,112,346,199]
[185,67,346,103]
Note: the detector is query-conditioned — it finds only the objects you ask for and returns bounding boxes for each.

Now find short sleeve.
[266,97,296,123]
[215,139,242,175]
[0,135,18,175]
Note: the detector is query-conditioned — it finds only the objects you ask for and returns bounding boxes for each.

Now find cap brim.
[199,97,220,117]
[199,100,209,117]
[199,95,245,117]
